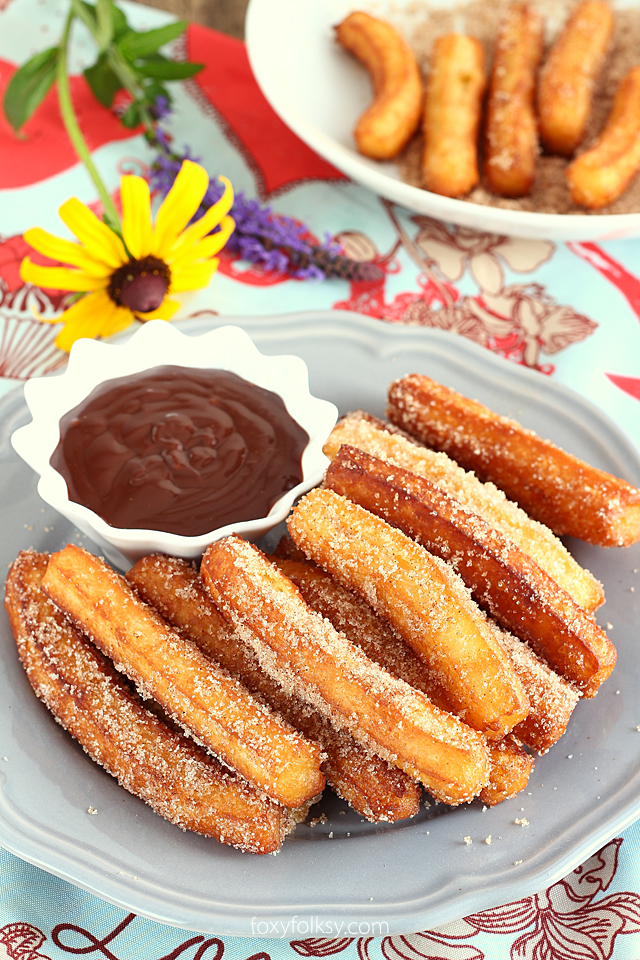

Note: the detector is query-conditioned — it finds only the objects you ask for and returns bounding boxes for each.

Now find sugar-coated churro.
[538,0,613,157]
[422,33,486,198]
[325,444,614,698]
[275,550,534,799]
[387,374,640,548]
[324,412,603,612]
[127,553,421,822]
[274,548,577,754]
[4,552,298,854]
[481,738,535,806]
[201,535,492,805]
[484,2,544,197]
[41,544,325,809]
[335,11,423,160]
[287,488,529,740]
[567,66,640,209]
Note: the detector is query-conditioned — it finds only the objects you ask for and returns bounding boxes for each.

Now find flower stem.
[56,9,122,232]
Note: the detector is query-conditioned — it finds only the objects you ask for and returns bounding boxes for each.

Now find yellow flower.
[20,160,235,352]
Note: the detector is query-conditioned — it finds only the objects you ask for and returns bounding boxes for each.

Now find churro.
[274,548,577,754]
[484,2,544,197]
[422,34,486,198]
[201,535,491,805]
[538,0,613,157]
[387,374,640,548]
[567,66,640,209]
[4,552,297,854]
[287,488,529,740]
[324,412,603,612]
[335,11,423,160]
[481,738,535,806]
[41,544,325,809]
[127,553,421,822]
[325,444,614,698]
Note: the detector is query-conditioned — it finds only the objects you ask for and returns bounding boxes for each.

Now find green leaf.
[108,0,130,40]
[84,52,122,107]
[136,55,203,80]
[70,0,97,32]
[3,46,58,132]
[120,101,142,128]
[117,21,187,60]
[95,0,114,51]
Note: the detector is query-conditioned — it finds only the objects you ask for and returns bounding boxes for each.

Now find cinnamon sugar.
[394,0,640,214]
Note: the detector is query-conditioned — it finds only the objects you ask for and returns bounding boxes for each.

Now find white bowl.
[246,0,640,242]
[11,321,338,570]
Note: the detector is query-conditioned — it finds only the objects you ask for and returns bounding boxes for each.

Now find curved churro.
[422,34,486,198]
[335,11,423,159]
[4,552,297,854]
[567,66,640,209]
[326,445,614,698]
[323,412,604,612]
[127,553,421,823]
[484,2,544,197]
[538,0,613,157]
[201,535,491,805]
[287,489,529,741]
[41,544,325,809]
[387,374,640,548]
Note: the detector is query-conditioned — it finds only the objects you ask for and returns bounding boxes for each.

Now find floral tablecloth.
[1,0,640,957]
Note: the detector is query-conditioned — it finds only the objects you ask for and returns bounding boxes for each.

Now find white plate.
[245,0,640,242]
[1,312,640,936]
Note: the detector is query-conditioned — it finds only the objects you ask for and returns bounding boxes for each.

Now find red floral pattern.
[0,923,49,959]
[291,840,640,960]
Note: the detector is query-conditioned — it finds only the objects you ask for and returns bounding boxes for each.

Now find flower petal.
[121,175,153,260]
[152,160,209,258]
[169,258,219,293]
[58,197,128,269]
[170,216,235,269]
[53,290,131,351]
[169,176,235,254]
[136,296,182,321]
[20,257,108,292]
[23,228,114,278]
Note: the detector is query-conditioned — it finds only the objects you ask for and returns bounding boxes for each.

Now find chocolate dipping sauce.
[51,366,309,536]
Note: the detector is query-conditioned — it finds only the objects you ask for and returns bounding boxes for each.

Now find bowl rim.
[10,321,338,560]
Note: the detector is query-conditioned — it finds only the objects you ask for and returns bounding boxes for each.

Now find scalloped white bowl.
[11,321,338,570]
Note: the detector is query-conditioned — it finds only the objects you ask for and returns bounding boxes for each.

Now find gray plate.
[1,311,639,937]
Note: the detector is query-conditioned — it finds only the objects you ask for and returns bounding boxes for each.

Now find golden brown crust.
[4,551,294,854]
[422,34,486,198]
[484,2,544,197]
[567,66,640,209]
[480,738,535,806]
[387,374,640,548]
[324,412,604,613]
[335,11,423,160]
[276,553,578,754]
[287,488,529,740]
[201,535,491,805]
[274,554,534,799]
[325,445,614,699]
[127,553,421,823]
[538,0,613,157]
[41,544,325,809]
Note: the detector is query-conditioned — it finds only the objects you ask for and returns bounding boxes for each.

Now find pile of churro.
[336,1,640,210]
[5,374,640,854]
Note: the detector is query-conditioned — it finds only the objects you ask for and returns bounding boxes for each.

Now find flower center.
[109,257,171,313]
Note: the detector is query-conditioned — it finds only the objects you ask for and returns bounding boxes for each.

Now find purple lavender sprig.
[145,118,382,283]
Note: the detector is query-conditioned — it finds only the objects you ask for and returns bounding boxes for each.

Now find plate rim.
[1,310,640,936]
